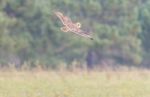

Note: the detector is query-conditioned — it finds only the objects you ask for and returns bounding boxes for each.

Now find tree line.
[0,0,149,68]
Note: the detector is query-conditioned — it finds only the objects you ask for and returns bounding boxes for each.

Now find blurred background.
[0,0,149,70]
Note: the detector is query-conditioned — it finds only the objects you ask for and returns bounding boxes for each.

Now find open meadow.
[0,69,150,97]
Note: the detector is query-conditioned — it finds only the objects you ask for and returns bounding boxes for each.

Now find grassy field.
[0,69,150,97]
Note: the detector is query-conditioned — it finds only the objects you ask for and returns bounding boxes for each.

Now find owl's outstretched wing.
[55,12,72,25]
[71,29,93,40]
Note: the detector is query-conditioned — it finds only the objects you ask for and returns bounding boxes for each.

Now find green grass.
[0,70,150,97]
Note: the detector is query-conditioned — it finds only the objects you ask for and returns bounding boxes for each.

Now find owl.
[55,12,93,40]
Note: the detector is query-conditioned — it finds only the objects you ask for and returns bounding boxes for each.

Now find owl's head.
[76,22,81,28]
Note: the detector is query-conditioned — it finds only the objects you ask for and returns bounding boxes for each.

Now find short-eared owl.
[55,12,93,40]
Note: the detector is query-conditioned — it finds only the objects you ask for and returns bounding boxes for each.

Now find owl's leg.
[61,27,69,32]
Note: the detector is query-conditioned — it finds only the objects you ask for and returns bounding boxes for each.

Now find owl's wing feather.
[55,12,72,25]
[72,30,93,40]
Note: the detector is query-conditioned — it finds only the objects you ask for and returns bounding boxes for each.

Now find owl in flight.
[55,12,93,40]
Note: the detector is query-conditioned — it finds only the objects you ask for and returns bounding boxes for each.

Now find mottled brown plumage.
[55,12,93,40]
